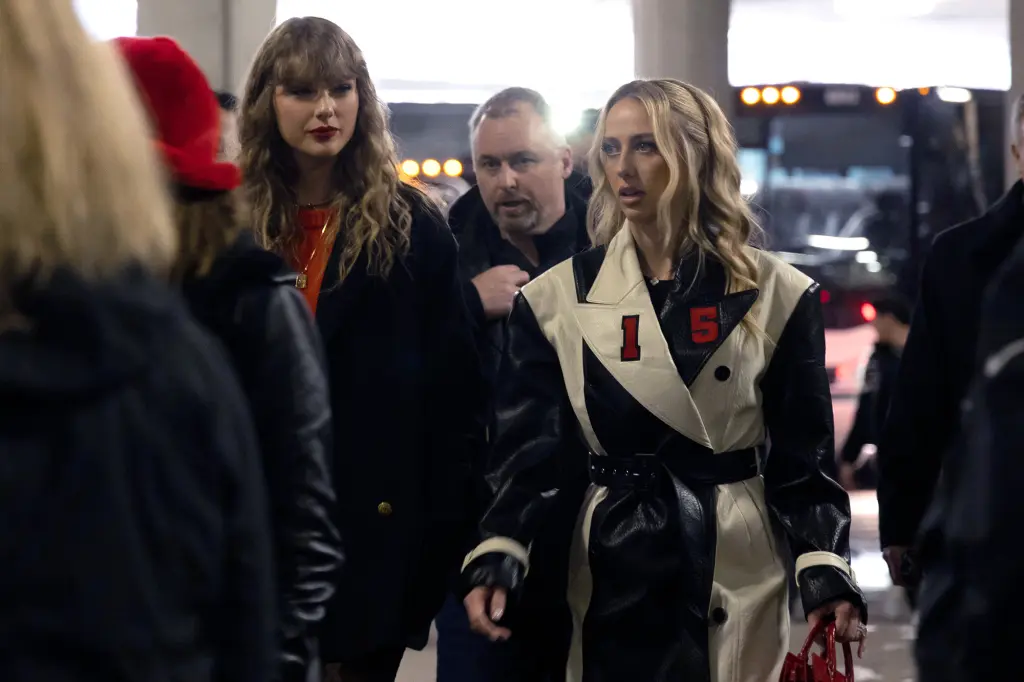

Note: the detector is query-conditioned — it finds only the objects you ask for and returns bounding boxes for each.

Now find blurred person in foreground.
[114,35,342,682]
[876,93,1024,593]
[915,208,1024,680]
[0,2,275,681]
[837,294,911,491]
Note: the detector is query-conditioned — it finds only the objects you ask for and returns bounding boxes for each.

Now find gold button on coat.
[377,501,393,516]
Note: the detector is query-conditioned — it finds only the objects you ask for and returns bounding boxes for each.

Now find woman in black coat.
[113,36,343,682]
[239,17,486,681]
[0,5,275,681]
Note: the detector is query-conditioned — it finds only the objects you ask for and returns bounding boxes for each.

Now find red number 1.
[690,306,720,344]
[620,315,641,361]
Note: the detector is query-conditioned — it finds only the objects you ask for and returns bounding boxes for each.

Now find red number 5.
[620,314,641,361]
[690,306,719,344]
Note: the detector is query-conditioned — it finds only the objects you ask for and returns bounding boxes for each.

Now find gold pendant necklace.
[296,211,334,290]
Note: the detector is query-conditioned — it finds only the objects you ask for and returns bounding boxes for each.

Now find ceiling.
[734,0,1007,19]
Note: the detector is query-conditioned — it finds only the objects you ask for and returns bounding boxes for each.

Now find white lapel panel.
[574,228,712,448]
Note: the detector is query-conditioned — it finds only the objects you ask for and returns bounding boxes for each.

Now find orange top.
[287,207,336,315]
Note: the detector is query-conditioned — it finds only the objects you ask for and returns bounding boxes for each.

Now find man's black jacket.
[448,180,591,398]
[877,181,1024,549]
[916,191,1024,681]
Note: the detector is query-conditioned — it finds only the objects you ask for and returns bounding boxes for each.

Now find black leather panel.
[582,478,716,682]
[582,343,670,457]
[572,246,608,303]
[798,564,863,618]
[469,294,588,600]
[658,256,759,387]
[760,284,867,622]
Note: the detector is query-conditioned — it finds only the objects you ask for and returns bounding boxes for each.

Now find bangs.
[272,29,359,88]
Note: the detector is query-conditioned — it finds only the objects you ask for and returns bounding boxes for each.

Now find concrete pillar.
[632,0,732,117]
[1008,0,1024,187]
[136,0,277,93]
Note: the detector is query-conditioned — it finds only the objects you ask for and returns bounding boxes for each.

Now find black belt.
[588,447,759,491]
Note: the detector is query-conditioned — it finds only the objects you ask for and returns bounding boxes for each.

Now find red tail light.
[860,302,877,322]
[820,288,831,304]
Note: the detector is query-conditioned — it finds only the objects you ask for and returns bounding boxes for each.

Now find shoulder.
[745,246,815,296]
[743,246,818,342]
[402,183,456,256]
[929,215,989,260]
[519,246,606,325]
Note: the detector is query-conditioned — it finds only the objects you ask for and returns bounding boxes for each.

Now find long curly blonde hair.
[238,16,411,281]
[588,79,763,295]
[0,0,176,327]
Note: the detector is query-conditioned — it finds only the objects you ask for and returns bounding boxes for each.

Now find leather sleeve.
[876,250,949,548]
[248,286,342,681]
[212,355,278,682]
[461,293,579,598]
[761,284,867,621]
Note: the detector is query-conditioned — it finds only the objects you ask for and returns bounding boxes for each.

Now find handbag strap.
[799,621,856,681]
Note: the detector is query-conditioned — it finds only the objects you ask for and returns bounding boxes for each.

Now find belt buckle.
[633,453,656,491]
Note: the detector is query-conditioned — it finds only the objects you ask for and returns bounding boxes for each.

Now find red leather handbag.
[780,620,855,682]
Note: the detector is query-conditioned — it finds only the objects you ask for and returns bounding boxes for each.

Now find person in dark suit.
[876,93,1024,591]
[436,87,592,682]
[915,195,1024,681]
[238,17,486,682]
[0,4,275,680]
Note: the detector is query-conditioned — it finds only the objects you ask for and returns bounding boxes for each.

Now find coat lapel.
[574,227,712,447]
[659,257,759,386]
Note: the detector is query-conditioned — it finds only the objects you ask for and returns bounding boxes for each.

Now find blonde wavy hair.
[0,0,176,327]
[588,79,763,295]
[239,16,411,281]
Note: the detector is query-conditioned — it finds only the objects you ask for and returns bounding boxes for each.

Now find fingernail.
[493,608,504,620]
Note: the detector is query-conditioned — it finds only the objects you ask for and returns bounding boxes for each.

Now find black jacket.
[315,185,486,660]
[876,181,1024,549]
[182,233,342,682]
[916,204,1024,681]
[0,268,276,682]
[448,182,591,396]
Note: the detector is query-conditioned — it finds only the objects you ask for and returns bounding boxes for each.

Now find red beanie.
[112,36,240,192]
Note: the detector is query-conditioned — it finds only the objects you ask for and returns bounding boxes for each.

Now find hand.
[808,599,867,657]
[464,585,512,642]
[471,265,530,320]
[882,545,908,586]
[837,462,857,491]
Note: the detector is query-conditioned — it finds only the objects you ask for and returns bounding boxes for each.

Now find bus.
[731,83,1006,398]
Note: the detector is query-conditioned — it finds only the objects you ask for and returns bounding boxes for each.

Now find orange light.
[781,86,801,105]
[400,159,420,177]
[836,362,850,381]
[918,87,931,96]
[761,86,781,105]
[741,87,761,105]
[422,159,441,177]
[861,302,877,322]
[442,159,463,177]
[875,87,897,105]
